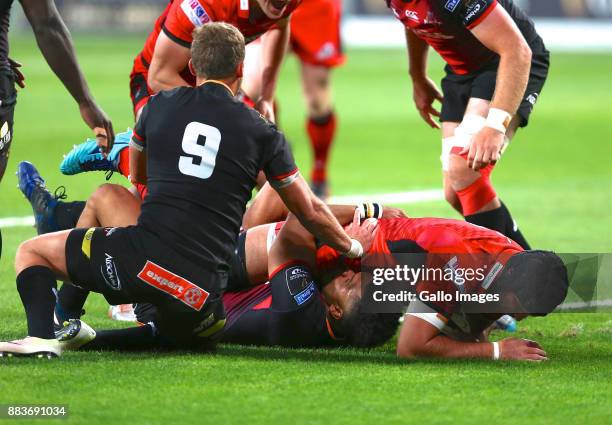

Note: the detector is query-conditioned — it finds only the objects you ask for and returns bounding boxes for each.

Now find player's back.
[374,216,523,255]
[134,82,296,271]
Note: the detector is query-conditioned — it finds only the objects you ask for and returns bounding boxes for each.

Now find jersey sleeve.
[267,262,329,346]
[132,99,152,151]
[261,125,299,189]
[162,0,214,47]
[447,0,498,30]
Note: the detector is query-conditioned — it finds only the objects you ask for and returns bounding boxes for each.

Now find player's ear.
[328,303,343,320]
[236,62,244,79]
[188,59,196,77]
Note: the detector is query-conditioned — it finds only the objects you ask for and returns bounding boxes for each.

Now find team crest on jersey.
[285,266,316,305]
[180,0,211,27]
[445,0,461,12]
[405,10,419,22]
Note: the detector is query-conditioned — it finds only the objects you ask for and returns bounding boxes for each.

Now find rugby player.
[387,0,550,249]
[241,0,345,197]
[0,0,113,183]
[0,23,375,358]
[324,217,568,360]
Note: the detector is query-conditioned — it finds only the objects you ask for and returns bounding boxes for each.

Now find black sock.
[464,201,531,250]
[54,201,86,231]
[56,284,89,322]
[83,324,158,351]
[16,266,58,339]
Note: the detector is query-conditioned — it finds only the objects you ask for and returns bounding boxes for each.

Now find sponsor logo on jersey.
[180,0,211,27]
[464,2,483,23]
[101,253,122,290]
[445,0,461,12]
[481,262,503,290]
[405,10,419,22]
[294,282,316,306]
[137,261,209,311]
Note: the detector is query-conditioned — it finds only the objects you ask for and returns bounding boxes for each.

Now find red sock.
[307,112,336,184]
[118,147,130,178]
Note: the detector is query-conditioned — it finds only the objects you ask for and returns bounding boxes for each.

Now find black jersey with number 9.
[131,82,298,271]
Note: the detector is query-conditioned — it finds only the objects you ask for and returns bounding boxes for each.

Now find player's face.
[325,270,363,313]
[255,0,290,19]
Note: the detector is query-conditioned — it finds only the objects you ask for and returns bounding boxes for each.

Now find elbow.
[513,41,532,65]
[147,74,164,94]
[397,345,417,359]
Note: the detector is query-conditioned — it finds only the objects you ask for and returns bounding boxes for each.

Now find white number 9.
[178,122,221,179]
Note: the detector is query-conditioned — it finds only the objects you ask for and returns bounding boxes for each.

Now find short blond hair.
[191,23,245,79]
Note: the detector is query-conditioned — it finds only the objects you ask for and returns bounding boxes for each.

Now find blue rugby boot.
[60,129,131,175]
[16,161,63,234]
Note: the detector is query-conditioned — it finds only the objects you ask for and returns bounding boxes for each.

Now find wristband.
[344,239,364,259]
[358,203,383,221]
[492,341,501,360]
[485,108,512,134]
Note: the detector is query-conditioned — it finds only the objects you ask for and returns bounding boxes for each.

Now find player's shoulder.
[442,0,498,27]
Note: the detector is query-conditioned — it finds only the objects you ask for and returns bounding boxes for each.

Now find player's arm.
[147,32,192,93]
[406,29,442,129]
[273,176,376,256]
[19,0,114,152]
[256,18,290,122]
[129,104,150,184]
[462,2,532,170]
[397,314,548,361]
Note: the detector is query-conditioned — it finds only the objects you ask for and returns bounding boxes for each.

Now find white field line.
[0,215,35,228]
[0,188,445,229]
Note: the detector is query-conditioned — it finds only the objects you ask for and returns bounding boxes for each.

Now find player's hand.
[345,208,378,255]
[412,77,443,129]
[8,58,25,89]
[255,99,276,123]
[382,206,407,219]
[79,100,115,156]
[461,126,504,171]
[499,338,548,361]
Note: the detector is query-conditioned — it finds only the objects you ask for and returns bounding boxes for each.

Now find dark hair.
[340,297,402,348]
[191,23,245,79]
[495,250,569,316]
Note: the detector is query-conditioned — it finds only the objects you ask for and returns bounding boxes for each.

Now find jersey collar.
[202,80,235,96]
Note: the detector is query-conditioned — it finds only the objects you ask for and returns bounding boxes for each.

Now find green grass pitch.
[0,36,611,424]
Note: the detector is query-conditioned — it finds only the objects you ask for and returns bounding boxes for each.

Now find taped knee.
[456,173,497,216]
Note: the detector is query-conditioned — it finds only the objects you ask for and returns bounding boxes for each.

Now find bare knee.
[448,155,479,191]
[15,238,40,275]
[88,183,125,210]
[443,183,462,213]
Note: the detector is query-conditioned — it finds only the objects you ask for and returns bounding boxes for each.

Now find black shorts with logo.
[440,38,550,127]
[65,226,227,346]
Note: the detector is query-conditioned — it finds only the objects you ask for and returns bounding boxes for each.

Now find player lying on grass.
[234,200,570,361]
[0,23,377,359]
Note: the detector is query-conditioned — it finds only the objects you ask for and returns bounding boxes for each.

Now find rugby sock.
[464,201,531,250]
[56,284,89,322]
[82,324,158,351]
[16,266,57,339]
[307,112,337,184]
[53,201,86,231]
